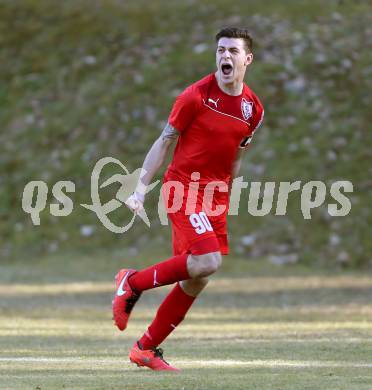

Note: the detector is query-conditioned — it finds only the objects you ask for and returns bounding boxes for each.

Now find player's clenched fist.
[125,192,145,214]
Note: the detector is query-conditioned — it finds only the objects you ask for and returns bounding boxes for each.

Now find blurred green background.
[1,0,371,267]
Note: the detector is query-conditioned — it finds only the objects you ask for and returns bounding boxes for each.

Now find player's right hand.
[125,192,145,214]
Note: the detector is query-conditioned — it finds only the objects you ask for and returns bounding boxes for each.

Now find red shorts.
[162,176,229,256]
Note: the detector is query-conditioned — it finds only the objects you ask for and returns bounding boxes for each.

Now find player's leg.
[136,251,221,347]
[112,226,189,332]
[180,275,209,296]
[112,252,189,332]
[126,226,222,291]
[137,275,212,351]
[129,276,209,371]
[186,250,222,278]
[128,246,221,290]
[132,213,228,350]
[131,235,222,371]
[112,248,221,331]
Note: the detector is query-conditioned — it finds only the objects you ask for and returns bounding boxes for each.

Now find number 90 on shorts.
[189,212,213,234]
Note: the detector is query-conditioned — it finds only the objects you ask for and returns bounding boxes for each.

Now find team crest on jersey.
[241,99,253,121]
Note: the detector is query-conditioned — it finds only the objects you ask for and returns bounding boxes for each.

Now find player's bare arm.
[232,148,245,178]
[228,148,246,198]
[125,123,178,213]
[139,122,178,187]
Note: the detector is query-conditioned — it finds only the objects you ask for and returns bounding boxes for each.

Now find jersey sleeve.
[251,99,264,134]
[240,99,264,149]
[168,86,200,133]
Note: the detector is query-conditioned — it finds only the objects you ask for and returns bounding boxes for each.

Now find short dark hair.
[215,27,253,53]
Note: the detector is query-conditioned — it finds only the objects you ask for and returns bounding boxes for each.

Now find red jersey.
[166,73,264,185]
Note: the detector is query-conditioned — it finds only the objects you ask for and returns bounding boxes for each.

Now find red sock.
[139,282,195,349]
[129,254,189,292]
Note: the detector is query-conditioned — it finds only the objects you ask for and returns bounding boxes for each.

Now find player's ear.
[244,52,253,66]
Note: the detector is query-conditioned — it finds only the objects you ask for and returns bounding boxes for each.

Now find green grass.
[1,0,371,266]
[1,253,372,389]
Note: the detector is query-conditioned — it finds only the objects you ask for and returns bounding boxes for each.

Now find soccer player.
[112,27,264,371]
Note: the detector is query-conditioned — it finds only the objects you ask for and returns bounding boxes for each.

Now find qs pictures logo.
[21,157,354,233]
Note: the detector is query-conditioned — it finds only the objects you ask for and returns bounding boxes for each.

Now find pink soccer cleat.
[112,269,141,331]
[129,341,180,372]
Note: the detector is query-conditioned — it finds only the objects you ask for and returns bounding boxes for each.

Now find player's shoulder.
[242,83,264,131]
[243,83,264,111]
[169,75,213,128]
[178,73,214,101]
[189,73,214,91]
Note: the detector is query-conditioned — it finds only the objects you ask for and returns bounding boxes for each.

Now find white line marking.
[252,109,264,132]
[153,269,158,287]
[0,357,371,368]
[202,100,250,126]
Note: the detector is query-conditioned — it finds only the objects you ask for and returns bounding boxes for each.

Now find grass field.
[1,253,371,389]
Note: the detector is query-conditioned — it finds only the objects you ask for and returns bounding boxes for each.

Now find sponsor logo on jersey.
[241,98,253,121]
[208,98,220,108]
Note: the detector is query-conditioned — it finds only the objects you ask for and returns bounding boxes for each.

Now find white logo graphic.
[81,157,159,233]
[116,271,129,296]
[241,98,253,120]
[208,98,220,108]
[21,157,354,229]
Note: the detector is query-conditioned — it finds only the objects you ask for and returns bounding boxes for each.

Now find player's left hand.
[125,192,145,214]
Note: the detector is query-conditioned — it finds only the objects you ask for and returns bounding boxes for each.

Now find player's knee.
[186,276,209,289]
[192,251,222,277]
[181,277,209,296]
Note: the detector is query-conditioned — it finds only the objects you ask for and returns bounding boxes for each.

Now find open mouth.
[221,63,233,76]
